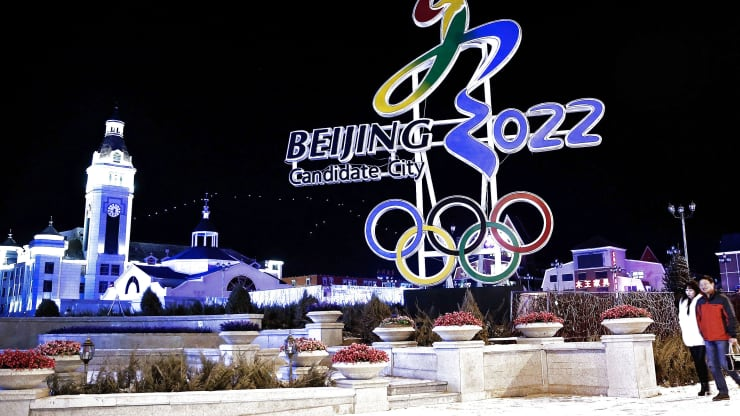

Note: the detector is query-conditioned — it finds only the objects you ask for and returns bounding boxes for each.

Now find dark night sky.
[2,3,738,279]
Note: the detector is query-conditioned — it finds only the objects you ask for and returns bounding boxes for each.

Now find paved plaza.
[363,377,740,416]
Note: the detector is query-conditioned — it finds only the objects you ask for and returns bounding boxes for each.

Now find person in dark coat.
[678,279,711,396]
[696,275,740,401]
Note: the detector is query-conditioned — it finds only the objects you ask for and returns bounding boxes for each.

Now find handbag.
[727,342,740,371]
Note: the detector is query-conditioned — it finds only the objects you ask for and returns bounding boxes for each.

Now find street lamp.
[283,334,297,382]
[719,254,732,291]
[79,337,95,383]
[551,259,562,292]
[667,201,695,269]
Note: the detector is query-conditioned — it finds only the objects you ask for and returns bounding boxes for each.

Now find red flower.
[600,305,652,320]
[332,343,389,364]
[0,349,56,369]
[513,311,564,325]
[279,337,327,352]
[36,340,81,356]
[433,311,483,327]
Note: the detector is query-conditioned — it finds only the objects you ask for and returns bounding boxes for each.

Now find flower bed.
[378,315,415,328]
[332,343,389,364]
[36,340,81,356]
[280,337,327,352]
[513,311,564,325]
[600,305,651,320]
[433,311,483,327]
[0,349,56,369]
[219,320,260,331]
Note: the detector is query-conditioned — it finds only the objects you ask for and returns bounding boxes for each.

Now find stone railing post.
[433,340,485,401]
[601,334,660,398]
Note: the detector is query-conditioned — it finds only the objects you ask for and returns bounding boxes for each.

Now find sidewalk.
[363,377,740,416]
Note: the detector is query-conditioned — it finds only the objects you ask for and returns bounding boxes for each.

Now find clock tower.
[81,107,136,299]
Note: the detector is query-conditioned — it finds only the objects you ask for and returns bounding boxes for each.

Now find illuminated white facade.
[0,109,286,316]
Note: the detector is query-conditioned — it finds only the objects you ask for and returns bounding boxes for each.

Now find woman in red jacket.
[696,275,740,401]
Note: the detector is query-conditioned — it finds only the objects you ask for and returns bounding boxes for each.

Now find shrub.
[219,320,260,331]
[140,288,163,316]
[513,311,564,325]
[35,299,60,317]
[433,311,483,327]
[225,284,253,314]
[600,304,652,320]
[332,343,388,364]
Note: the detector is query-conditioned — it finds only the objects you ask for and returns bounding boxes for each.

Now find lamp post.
[719,254,732,291]
[283,334,296,382]
[79,337,95,383]
[667,201,695,269]
[551,259,562,292]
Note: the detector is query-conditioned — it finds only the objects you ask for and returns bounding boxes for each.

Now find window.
[562,273,574,282]
[79,282,85,294]
[43,280,52,292]
[98,281,109,293]
[100,264,110,275]
[44,262,54,274]
[111,264,121,276]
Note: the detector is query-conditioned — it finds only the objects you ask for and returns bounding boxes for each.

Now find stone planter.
[279,350,329,367]
[49,355,83,373]
[0,368,54,389]
[432,325,482,341]
[515,322,563,338]
[218,331,260,345]
[306,311,342,323]
[601,317,654,335]
[372,326,415,342]
[332,361,388,380]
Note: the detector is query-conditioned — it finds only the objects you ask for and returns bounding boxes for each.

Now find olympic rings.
[364,191,553,286]
[458,222,521,284]
[365,199,424,260]
[425,195,487,255]
[489,191,552,254]
[395,224,457,286]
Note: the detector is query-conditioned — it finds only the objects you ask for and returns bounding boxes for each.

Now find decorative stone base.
[219,344,259,366]
[276,365,328,382]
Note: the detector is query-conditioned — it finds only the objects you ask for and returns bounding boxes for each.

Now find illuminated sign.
[285,1,604,286]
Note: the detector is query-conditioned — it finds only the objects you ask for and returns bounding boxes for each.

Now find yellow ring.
[395,225,457,286]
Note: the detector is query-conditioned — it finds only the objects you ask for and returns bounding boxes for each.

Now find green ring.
[459,222,521,284]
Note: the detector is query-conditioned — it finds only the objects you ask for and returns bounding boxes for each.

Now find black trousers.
[689,345,710,383]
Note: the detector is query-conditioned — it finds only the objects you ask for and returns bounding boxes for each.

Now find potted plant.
[373,315,416,342]
[218,320,261,345]
[279,337,329,367]
[599,305,653,335]
[35,340,83,373]
[331,343,389,379]
[432,311,484,341]
[513,311,564,338]
[0,349,56,389]
[306,302,343,323]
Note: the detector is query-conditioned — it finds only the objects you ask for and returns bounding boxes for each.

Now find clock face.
[106,203,121,218]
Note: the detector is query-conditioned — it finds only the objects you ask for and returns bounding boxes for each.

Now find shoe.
[712,393,729,401]
[698,382,711,396]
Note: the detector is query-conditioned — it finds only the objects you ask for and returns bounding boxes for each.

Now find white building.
[0,108,287,316]
[541,236,666,292]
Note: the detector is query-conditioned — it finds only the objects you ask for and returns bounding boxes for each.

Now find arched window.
[227,276,255,292]
[125,276,140,294]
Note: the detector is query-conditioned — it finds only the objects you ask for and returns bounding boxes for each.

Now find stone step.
[388,392,460,409]
[386,377,448,395]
